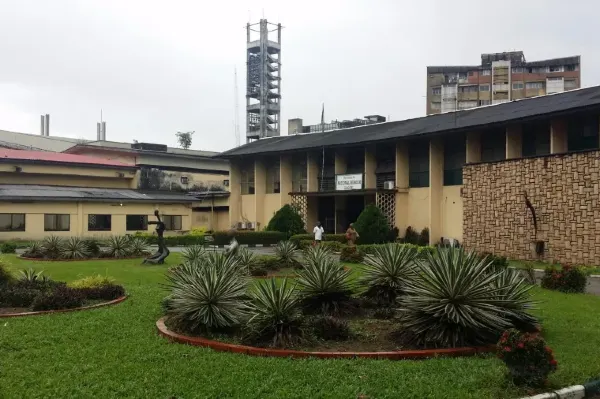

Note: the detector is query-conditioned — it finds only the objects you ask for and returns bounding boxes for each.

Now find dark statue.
[143,210,170,264]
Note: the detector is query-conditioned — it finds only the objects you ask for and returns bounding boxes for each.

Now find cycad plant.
[60,237,91,259]
[41,236,64,259]
[105,236,132,258]
[360,244,418,306]
[129,237,150,256]
[163,252,250,332]
[296,249,354,315]
[181,245,206,263]
[274,241,299,268]
[398,248,538,348]
[247,278,303,347]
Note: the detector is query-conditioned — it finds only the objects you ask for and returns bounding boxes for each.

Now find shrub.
[418,228,430,247]
[297,246,354,315]
[18,268,48,284]
[129,237,150,256]
[274,241,300,268]
[398,248,538,347]
[41,236,64,259]
[290,234,346,244]
[249,265,269,277]
[497,329,557,387]
[403,226,420,245]
[339,246,364,263]
[105,236,132,258]
[163,252,250,332]
[0,258,13,285]
[353,204,392,245]
[360,244,418,306]
[253,255,280,271]
[0,286,39,307]
[265,204,306,237]
[31,285,85,311]
[211,231,287,246]
[22,241,44,258]
[373,307,396,319]
[60,237,91,259]
[247,278,303,347]
[298,240,344,252]
[77,284,126,300]
[541,265,587,293]
[0,242,17,254]
[181,245,206,263]
[83,238,101,256]
[68,275,115,289]
[310,315,350,340]
[481,252,509,270]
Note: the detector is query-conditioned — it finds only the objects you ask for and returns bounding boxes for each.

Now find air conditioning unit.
[247,222,256,229]
[238,222,246,229]
[383,181,395,190]
[180,176,189,185]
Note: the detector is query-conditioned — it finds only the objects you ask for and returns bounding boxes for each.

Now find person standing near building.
[346,223,359,246]
[313,221,325,245]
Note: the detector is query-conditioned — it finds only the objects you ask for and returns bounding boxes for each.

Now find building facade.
[426,51,581,115]
[220,86,600,265]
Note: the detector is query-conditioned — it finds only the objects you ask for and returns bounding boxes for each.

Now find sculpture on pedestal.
[143,210,170,264]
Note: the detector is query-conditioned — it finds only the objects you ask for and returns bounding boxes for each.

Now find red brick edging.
[156,317,495,360]
[18,256,144,262]
[0,295,128,318]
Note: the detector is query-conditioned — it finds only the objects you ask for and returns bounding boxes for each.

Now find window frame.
[0,213,25,232]
[408,141,430,188]
[479,84,490,92]
[163,215,183,231]
[481,130,506,163]
[265,159,281,194]
[88,214,112,232]
[512,82,524,90]
[443,136,465,186]
[432,86,442,95]
[481,69,491,76]
[44,214,70,232]
[240,165,255,195]
[526,82,544,90]
[126,215,149,231]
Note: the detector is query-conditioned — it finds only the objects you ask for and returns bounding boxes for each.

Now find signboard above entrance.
[335,174,363,191]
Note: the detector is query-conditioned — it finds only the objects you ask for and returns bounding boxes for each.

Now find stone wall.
[463,150,600,266]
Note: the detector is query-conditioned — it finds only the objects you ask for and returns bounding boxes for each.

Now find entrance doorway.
[346,195,365,227]
[317,196,335,233]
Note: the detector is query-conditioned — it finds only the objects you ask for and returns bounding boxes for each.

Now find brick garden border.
[0,295,128,318]
[156,317,495,360]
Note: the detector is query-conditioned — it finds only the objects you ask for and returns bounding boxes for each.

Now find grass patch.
[510,259,600,275]
[1,254,599,398]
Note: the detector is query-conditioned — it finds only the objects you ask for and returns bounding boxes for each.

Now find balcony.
[318,177,335,192]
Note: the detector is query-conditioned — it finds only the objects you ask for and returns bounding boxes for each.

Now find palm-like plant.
[274,241,299,268]
[23,241,43,258]
[490,268,538,331]
[129,237,150,256]
[301,245,333,268]
[41,236,64,259]
[105,236,132,258]
[163,252,250,331]
[18,268,51,285]
[360,244,418,306]
[181,245,206,263]
[60,237,91,259]
[234,248,255,274]
[248,278,303,347]
[398,248,538,348]
[296,251,354,315]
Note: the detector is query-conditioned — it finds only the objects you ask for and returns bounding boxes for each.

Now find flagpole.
[320,103,325,192]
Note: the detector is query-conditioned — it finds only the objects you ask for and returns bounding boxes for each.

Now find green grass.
[1,254,600,398]
[510,259,600,275]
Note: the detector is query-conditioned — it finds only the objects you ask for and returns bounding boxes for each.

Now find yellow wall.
[407,188,430,231]
[192,209,229,231]
[240,195,255,224]
[441,186,463,242]
[263,193,281,229]
[0,174,133,189]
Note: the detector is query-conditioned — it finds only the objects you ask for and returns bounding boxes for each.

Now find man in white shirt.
[313,221,325,245]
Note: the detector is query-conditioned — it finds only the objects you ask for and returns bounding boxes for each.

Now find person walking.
[313,221,325,246]
[346,223,359,246]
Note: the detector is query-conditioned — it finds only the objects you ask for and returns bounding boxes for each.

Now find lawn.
[1,254,600,399]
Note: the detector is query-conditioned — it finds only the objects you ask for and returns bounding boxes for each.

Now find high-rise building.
[426,51,581,115]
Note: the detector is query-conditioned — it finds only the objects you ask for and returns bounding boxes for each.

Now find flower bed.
[0,295,127,318]
[19,255,145,262]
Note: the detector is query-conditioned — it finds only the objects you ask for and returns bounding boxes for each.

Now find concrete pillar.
[77,202,84,236]
[307,152,319,192]
[364,145,377,189]
[254,159,266,230]
[550,119,568,154]
[288,118,303,135]
[229,160,241,228]
[466,131,481,163]
[280,154,292,206]
[335,149,347,175]
[395,142,409,234]
[506,125,523,159]
[429,138,443,246]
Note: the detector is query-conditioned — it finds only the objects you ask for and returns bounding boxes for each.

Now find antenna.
[234,67,240,147]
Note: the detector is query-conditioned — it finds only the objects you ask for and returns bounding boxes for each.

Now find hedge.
[290,234,347,244]
[211,231,287,246]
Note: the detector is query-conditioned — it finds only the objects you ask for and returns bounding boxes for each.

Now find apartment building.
[426,51,581,115]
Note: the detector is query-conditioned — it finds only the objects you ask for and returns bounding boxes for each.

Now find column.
[229,160,241,228]
[429,138,443,246]
[550,119,568,154]
[307,152,319,192]
[364,145,376,189]
[466,131,481,163]
[394,142,409,233]
[254,158,266,230]
[280,154,292,206]
[77,202,84,236]
[506,124,523,159]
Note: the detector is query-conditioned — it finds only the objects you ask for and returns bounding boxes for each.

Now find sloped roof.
[0,129,81,152]
[65,140,220,158]
[219,85,600,158]
[0,148,135,168]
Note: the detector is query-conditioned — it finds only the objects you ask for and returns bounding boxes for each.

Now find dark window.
[568,115,599,152]
[432,87,441,95]
[522,122,551,157]
[240,164,255,195]
[44,214,70,232]
[291,155,307,192]
[88,214,111,231]
[345,147,365,175]
[444,136,465,185]
[266,159,280,194]
[481,130,506,162]
[126,215,148,231]
[409,141,430,188]
[0,214,25,232]
[163,215,182,231]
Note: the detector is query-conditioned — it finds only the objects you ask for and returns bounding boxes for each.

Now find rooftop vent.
[131,142,168,152]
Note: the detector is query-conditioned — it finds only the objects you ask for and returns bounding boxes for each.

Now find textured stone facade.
[463,150,600,266]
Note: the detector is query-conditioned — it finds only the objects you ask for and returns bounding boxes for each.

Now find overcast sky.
[0,0,597,152]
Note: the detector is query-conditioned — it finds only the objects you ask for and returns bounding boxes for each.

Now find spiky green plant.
[398,248,538,348]
[181,245,206,263]
[234,248,256,274]
[41,236,64,259]
[490,268,538,331]
[23,241,43,258]
[60,237,91,259]
[129,237,150,256]
[18,268,48,284]
[296,251,354,315]
[248,278,303,347]
[301,244,333,268]
[105,236,132,258]
[360,243,418,306]
[274,241,299,268]
[163,252,250,331]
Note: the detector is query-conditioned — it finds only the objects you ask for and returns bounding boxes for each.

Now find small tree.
[266,205,305,237]
[175,131,194,149]
[354,204,391,244]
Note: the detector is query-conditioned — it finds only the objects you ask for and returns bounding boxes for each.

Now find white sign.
[335,174,363,191]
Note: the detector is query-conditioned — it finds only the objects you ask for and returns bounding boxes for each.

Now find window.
[430,102,441,110]
[481,69,491,76]
[468,71,474,76]
[163,215,183,231]
[291,155,307,192]
[458,101,477,110]
[409,141,429,188]
[458,73,467,80]
[479,100,491,106]
[479,84,490,92]
[346,147,365,175]
[0,214,25,232]
[44,214,70,232]
[566,64,578,72]
[180,176,189,185]
[568,115,599,152]
[549,65,564,73]
[564,79,577,90]
[481,130,506,162]
[240,164,255,194]
[266,159,280,194]
[444,136,465,185]
[459,85,478,93]
[126,215,148,231]
[512,67,524,74]
[512,82,524,90]
[526,82,544,90]
[88,214,111,231]
[547,76,563,81]
[432,87,441,95]
[522,122,551,157]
